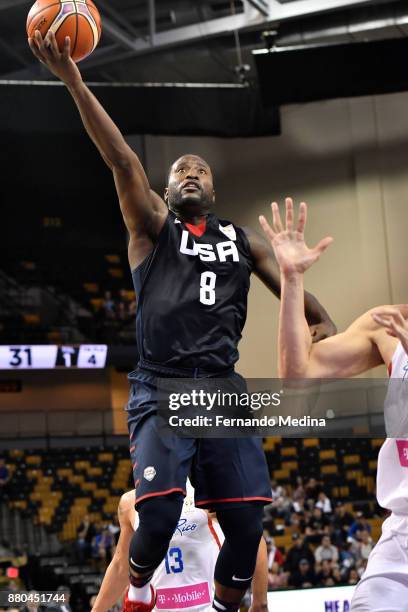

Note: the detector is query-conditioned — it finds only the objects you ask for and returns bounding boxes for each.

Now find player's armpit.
[305,311,384,378]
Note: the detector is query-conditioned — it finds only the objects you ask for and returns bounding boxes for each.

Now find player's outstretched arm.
[91,492,135,612]
[259,199,383,378]
[244,226,336,342]
[28,31,167,242]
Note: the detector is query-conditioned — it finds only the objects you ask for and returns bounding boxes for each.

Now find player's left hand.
[259,198,333,277]
[372,307,408,354]
[310,320,337,343]
[28,30,82,87]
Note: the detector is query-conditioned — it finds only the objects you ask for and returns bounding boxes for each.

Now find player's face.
[165,155,215,217]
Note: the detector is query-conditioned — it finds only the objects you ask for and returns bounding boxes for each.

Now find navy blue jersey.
[132,211,253,371]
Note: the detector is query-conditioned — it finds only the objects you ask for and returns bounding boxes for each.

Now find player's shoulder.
[214,216,251,253]
[216,214,238,226]
[360,304,407,327]
[393,304,408,318]
[350,305,394,331]
[213,213,242,232]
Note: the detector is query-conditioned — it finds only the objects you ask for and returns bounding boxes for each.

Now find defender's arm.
[250,537,269,612]
[280,282,382,379]
[91,492,135,612]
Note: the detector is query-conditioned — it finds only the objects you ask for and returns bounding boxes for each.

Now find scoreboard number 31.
[9,347,33,367]
[0,345,108,369]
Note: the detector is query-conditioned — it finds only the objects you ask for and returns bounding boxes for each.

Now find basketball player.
[29,33,335,612]
[91,482,268,612]
[259,198,408,612]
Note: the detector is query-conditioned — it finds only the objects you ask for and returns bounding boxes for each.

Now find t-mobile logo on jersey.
[396,440,408,467]
[156,583,210,609]
[180,231,239,262]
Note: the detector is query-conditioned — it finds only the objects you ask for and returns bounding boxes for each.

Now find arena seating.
[3,446,132,540]
[262,437,384,549]
[2,438,385,546]
[0,438,388,607]
[264,437,381,497]
[0,248,136,344]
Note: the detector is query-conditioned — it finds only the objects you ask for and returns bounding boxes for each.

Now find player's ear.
[164,188,169,203]
[212,189,216,203]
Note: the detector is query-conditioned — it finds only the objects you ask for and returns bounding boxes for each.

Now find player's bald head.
[167,154,212,183]
[165,154,215,216]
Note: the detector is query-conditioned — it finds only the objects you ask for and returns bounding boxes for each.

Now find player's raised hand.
[372,307,408,354]
[259,198,333,276]
[28,31,82,87]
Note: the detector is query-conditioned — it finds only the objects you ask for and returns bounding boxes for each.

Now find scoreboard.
[0,345,108,370]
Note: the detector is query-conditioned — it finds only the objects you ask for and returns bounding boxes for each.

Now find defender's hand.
[372,307,408,355]
[28,31,82,87]
[259,198,333,277]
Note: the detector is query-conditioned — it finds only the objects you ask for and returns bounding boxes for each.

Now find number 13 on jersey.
[200,272,217,306]
[165,547,184,574]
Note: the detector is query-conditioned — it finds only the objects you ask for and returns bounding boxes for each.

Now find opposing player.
[91,482,268,612]
[28,33,335,612]
[259,198,408,612]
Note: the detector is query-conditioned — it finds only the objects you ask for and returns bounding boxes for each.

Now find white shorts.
[351,530,408,612]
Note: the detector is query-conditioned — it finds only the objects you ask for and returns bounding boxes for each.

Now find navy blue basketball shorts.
[126,367,272,509]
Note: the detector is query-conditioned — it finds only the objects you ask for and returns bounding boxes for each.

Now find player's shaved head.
[165,153,215,218]
[167,154,211,183]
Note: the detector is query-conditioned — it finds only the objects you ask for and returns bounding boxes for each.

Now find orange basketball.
[26,0,102,63]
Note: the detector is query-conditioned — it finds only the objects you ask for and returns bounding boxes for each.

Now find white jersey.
[134,487,224,611]
[377,342,408,534]
[351,343,408,609]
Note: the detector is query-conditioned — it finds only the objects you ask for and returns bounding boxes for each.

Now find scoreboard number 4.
[77,345,108,368]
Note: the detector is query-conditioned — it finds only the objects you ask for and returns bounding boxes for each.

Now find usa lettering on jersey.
[179,230,240,263]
